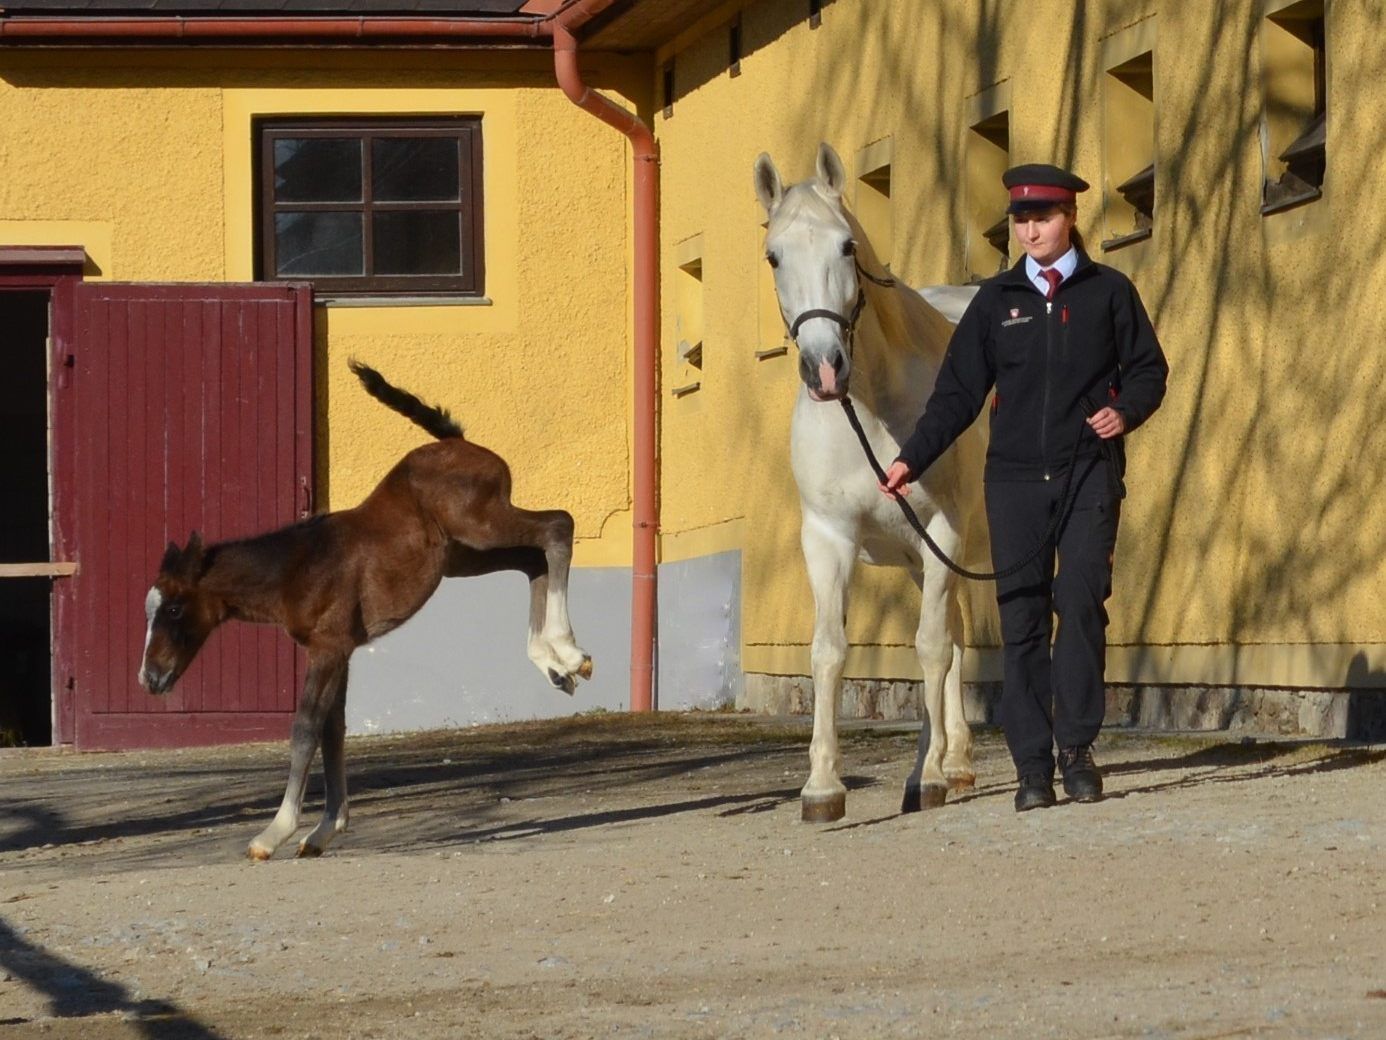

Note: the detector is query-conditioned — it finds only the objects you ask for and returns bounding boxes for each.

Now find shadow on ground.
[1,714,1381,866]
[0,917,225,1038]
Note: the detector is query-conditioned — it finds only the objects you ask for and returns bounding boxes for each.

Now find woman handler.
[880,163,1168,812]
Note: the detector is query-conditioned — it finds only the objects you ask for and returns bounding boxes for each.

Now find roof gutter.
[553,0,659,714]
[0,14,551,45]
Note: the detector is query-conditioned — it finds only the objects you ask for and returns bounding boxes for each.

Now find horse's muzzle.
[139,665,177,695]
[800,353,849,401]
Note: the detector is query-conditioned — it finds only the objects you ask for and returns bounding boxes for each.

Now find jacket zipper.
[1042,299,1053,480]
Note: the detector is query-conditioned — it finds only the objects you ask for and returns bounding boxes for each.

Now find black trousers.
[985,457,1120,779]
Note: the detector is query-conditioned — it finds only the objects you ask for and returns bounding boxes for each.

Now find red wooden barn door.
[52,283,314,750]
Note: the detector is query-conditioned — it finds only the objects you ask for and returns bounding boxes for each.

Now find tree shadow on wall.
[741,1,1386,679]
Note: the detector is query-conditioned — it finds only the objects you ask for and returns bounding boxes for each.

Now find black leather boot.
[1014,773,1056,812]
[1058,745,1104,802]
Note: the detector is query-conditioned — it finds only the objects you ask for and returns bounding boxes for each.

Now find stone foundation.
[739,674,1386,740]
[739,674,998,725]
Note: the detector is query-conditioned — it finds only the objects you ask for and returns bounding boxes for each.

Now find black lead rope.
[783,256,1109,581]
[838,395,1090,583]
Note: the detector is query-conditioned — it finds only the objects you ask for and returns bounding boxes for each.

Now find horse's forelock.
[152,572,190,603]
[156,543,209,588]
[768,182,851,238]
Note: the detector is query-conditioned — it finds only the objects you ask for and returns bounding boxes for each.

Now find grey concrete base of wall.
[655,551,742,711]
[342,551,742,736]
[739,674,1386,741]
[345,569,633,736]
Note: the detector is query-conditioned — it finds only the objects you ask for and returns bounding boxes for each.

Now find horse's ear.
[753,152,784,216]
[160,540,182,574]
[180,531,206,579]
[816,143,847,198]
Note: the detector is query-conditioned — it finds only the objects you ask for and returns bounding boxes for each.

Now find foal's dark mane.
[199,515,334,599]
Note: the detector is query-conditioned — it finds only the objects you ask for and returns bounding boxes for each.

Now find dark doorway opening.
[0,291,53,746]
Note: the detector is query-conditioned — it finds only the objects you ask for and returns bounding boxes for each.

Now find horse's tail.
[349,359,464,440]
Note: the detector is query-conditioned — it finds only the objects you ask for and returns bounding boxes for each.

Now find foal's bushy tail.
[349,359,464,441]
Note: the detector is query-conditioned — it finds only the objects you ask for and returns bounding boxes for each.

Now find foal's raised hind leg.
[450,506,592,693]
[520,509,593,693]
[444,541,590,692]
[248,652,350,861]
[800,516,858,823]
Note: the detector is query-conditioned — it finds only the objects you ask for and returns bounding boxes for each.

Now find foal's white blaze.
[138,586,162,685]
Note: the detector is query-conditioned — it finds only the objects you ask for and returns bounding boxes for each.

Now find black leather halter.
[787,287,867,341]
[784,258,896,343]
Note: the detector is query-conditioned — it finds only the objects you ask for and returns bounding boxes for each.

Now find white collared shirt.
[1025,246,1078,296]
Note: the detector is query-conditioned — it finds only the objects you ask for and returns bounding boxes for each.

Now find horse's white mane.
[838,205,959,364]
[769,180,968,362]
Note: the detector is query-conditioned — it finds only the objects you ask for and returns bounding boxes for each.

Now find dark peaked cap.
[1003,163,1090,213]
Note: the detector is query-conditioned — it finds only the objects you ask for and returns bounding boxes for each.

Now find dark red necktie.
[1042,268,1063,301]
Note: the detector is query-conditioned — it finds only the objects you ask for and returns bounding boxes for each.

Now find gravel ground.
[1,712,1384,1039]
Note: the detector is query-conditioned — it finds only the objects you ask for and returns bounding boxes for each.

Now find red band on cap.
[1008,185,1076,203]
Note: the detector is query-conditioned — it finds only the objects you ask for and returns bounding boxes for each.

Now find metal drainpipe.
[552,11,659,714]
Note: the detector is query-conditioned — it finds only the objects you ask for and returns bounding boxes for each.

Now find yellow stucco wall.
[0,47,642,564]
[3,2,1381,694]
[653,0,1385,689]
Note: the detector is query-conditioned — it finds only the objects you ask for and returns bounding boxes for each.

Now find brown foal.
[138,361,592,859]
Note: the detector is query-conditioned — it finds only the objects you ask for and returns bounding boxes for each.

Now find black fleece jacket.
[896,250,1168,483]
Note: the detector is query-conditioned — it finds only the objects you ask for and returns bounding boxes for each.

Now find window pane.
[274,138,362,203]
[372,138,461,202]
[275,212,364,276]
[373,211,462,276]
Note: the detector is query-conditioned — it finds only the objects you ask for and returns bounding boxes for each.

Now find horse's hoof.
[946,772,977,792]
[546,668,576,695]
[296,841,324,859]
[801,792,846,823]
[901,783,949,813]
[246,844,273,862]
[577,655,594,680]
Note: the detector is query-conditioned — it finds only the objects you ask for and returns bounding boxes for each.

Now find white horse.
[754,142,986,822]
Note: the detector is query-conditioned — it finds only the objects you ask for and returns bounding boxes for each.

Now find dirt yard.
[1,713,1383,1039]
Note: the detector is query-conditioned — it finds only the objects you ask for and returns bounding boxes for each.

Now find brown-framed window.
[256,117,484,296]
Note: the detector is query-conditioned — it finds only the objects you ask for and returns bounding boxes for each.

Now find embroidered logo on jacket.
[1002,307,1032,327]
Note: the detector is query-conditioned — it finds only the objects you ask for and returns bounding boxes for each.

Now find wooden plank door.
[51,283,313,750]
